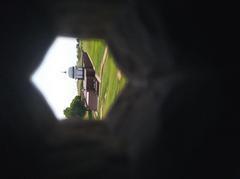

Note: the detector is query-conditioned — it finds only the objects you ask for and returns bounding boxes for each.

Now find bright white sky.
[31,36,78,120]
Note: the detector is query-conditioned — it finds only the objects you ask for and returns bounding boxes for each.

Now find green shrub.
[64,96,87,119]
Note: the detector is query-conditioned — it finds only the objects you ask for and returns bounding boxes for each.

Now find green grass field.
[76,39,127,119]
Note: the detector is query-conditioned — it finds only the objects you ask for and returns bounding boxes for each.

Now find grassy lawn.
[76,39,127,119]
[99,52,127,117]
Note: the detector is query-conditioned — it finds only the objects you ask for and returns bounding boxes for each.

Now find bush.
[64,96,87,119]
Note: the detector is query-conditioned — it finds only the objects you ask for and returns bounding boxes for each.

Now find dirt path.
[95,46,108,119]
[99,47,108,80]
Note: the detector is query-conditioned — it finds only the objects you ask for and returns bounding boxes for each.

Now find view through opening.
[31,36,127,120]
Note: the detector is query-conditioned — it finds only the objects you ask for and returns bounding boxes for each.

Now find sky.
[31,36,78,120]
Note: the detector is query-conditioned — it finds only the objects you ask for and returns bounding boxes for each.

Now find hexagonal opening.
[31,36,127,120]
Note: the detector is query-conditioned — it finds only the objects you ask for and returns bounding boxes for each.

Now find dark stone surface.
[0,0,238,178]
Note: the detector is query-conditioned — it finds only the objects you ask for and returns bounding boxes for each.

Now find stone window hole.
[31,36,127,120]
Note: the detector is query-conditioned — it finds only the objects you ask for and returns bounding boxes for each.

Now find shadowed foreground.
[0,0,239,178]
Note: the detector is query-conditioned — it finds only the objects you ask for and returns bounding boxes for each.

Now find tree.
[63,96,87,119]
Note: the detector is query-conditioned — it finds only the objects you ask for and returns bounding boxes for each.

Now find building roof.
[82,51,100,111]
[83,51,94,69]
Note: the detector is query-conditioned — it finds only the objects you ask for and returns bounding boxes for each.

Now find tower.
[67,66,84,80]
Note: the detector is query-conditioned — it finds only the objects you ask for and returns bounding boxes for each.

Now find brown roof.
[82,51,100,111]
[82,51,94,69]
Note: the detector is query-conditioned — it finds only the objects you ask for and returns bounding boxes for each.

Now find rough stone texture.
[0,0,238,178]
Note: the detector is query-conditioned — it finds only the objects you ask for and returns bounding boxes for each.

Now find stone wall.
[0,0,238,178]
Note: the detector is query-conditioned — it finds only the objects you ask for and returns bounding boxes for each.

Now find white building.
[68,66,84,79]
